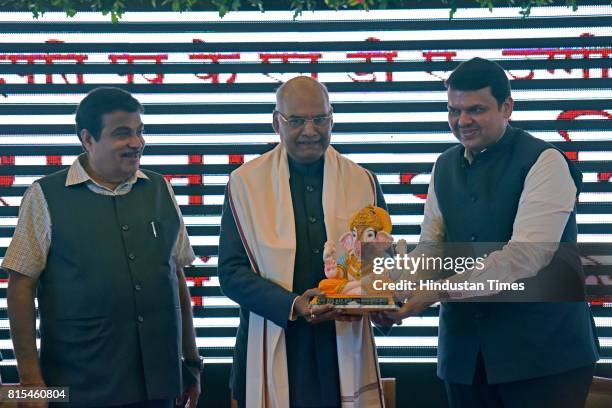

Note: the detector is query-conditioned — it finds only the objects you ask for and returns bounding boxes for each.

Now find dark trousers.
[445,353,595,408]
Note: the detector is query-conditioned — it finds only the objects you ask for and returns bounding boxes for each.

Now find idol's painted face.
[447,86,513,152]
[82,110,144,185]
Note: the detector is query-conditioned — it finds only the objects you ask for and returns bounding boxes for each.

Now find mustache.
[120,149,142,157]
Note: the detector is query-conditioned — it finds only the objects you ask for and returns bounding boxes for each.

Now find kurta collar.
[464,125,514,164]
[287,155,325,176]
[65,153,149,187]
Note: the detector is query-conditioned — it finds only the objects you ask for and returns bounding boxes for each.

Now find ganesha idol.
[318,205,396,297]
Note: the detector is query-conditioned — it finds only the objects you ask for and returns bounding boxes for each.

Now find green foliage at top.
[0,0,581,22]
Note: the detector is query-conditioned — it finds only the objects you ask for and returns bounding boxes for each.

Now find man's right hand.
[293,288,361,323]
[17,381,48,408]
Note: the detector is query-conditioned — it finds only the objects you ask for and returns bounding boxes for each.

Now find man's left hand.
[383,290,442,323]
[176,367,201,408]
[370,311,397,327]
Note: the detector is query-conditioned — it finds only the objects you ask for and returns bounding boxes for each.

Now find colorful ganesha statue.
[318,205,394,296]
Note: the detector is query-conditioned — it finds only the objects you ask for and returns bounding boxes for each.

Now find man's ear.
[80,129,95,152]
[272,111,280,135]
[502,96,514,120]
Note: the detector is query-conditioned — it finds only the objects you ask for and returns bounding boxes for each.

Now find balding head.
[275,76,330,112]
[272,76,333,164]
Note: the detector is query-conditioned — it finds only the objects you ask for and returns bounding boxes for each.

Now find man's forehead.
[447,87,496,105]
[101,110,142,127]
[278,93,330,115]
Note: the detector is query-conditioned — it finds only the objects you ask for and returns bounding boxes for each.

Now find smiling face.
[273,77,333,164]
[81,110,144,187]
[447,86,513,153]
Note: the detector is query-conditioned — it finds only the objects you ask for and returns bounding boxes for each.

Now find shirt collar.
[287,155,325,176]
[463,124,512,164]
[65,153,149,187]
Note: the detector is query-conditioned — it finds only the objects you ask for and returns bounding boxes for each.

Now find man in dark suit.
[384,58,599,408]
[218,76,387,408]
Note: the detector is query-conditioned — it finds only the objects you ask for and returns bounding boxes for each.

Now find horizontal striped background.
[0,5,610,389]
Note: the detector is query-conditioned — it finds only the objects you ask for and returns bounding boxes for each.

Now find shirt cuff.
[288,296,300,321]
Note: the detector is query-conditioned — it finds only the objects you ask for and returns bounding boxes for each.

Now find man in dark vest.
[3,87,202,407]
[383,58,599,407]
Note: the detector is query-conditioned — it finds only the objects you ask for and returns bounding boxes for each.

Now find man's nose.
[458,111,472,127]
[301,120,317,136]
[128,133,144,149]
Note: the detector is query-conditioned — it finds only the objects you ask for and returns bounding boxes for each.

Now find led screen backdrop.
[0,4,610,386]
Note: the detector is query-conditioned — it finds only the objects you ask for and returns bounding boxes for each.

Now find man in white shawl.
[218,76,387,408]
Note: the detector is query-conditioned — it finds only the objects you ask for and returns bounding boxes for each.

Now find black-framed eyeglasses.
[274,110,333,129]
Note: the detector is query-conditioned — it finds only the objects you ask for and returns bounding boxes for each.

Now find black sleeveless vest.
[432,126,598,384]
[37,169,182,406]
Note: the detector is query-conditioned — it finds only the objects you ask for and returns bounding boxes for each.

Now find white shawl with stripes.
[228,143,384,408]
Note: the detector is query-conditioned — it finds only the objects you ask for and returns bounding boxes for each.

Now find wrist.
[19,378,45,386]
[294,296,308,317]
[18,369,45,386]
[183,356,204,372]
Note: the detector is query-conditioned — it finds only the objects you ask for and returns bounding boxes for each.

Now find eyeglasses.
[275,110,333,129]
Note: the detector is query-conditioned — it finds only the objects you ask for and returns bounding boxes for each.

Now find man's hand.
[294,288,362,323]
[176,367,200,408]
[8,269,47,408]
[15,381,48,408]
[383,290,443,323]
[369,312,397,327]
[18,401,48,408]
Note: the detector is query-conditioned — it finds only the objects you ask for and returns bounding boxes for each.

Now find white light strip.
[0,7,608,23]
[201,277,220,287]
[578,235,612,243]
[1,131,611,146]
[2,232,612,249]
[188,236,219,246]
[374,336,438,347]
[0,316,611,331]
[144,175,577,194]
[1,90,610,105]
[183,216,222,225]
[579,193,612,203]
[2,69,610,87]
[594,317,612,327]
[394,317,439,327]
[1,27,611,42]
[3,358,612,366]
[195,337,235,347]
[379,357,438,363]
[192,256,218,266]
[3,110,605,125]
[202,357,233,364]
[202,297,237,307]
[4,191,612,207]
[577,214,612,224]
[1,357,611,366]
[193,317,239,327]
